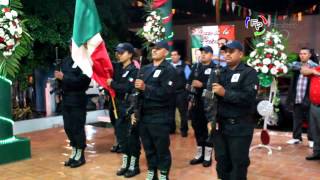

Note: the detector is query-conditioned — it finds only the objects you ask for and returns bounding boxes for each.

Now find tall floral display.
[137,0,173,51]
[247,29,289,154]
[0,0,31,164]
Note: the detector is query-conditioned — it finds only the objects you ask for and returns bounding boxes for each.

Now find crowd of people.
[54,40,320,180]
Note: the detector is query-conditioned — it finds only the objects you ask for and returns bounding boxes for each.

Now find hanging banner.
[190,25,235,63]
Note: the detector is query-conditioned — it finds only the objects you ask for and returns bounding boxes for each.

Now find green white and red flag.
[72,0,115,97]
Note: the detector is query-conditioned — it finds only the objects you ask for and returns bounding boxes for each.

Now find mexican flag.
[72,0,115,97]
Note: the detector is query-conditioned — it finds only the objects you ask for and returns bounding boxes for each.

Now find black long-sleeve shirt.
[139,60,177,122]
[188,61,216,100]
[61,56,91,107]
[110,62,138,102]
[207,62,259,121]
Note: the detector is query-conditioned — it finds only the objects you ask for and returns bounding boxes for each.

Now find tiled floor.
[1,125,320,180]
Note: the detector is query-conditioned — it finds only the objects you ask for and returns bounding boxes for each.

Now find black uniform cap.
[115,42,135,54]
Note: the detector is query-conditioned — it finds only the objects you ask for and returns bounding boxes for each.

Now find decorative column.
[0,76,31,164]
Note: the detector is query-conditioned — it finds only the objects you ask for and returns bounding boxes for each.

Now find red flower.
[2,8,10,13]
[0,37,4,43]
[6,45,13,50]
[278,68,283,73]
[268,64,274,69]
[267,40,273,46]
[266,53,272,58]
[257,63,263,67]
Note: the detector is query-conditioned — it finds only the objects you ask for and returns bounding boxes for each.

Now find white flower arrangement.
[0,7,22,57]
[139,10,165,43]
[246,30,289,77]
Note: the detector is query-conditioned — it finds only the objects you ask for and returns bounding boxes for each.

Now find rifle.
[186,62,200,110]
[52,47,63,95]
[54,47,62,71]
[127,57,143,135]
[202,50,221,143]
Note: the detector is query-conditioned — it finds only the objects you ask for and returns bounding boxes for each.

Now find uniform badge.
[153,69,162,78]
[72,63,78,69]
[204,68,212,75]
[231,73,240,82]
[122,71,129,77]
[168,81,173,86]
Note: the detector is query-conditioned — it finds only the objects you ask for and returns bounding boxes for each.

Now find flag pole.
[111,96,118,119]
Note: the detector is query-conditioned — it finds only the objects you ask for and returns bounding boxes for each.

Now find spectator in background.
[301,65,320,160]
[286,48,318,147]
[212,38,228,67]
[169,50,191,137]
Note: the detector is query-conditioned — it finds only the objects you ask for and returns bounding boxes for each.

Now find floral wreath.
[138,10,165,44]
[247,29,289,87]
[0,7,23,57]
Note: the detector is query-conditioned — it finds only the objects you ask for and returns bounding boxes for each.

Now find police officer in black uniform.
[207,41,258,180]
[188,46,216,167]
[169,50,191,137]
[134,41,176,180]
[107,43,141,178]
[54,45,91,168]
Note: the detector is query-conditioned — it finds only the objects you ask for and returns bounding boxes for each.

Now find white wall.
[14,110,108,135]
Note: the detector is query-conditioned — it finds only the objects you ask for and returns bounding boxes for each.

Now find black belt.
[63,91,86,96]
[175,89,187,94]
[219,116,248,125]
[143,108,168,115]
[221,118,239,125]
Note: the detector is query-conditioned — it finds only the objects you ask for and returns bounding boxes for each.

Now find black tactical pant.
[115,115,141,157]
[139,113,171,171]
[190,99,212,147]
[293,104,313,141]
[169,91,189,134]
[168,94,177,133]
[213,122,254,180]
[109,103,119,147]
[176,91,189,133]
[62,105,87,149]
[310,104,320,155]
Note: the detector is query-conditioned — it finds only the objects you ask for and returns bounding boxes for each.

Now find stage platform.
[1,125,320,180]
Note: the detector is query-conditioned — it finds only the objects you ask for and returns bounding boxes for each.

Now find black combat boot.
[189,146,204,165]
[116,154,130,176]
[64,147,76,166]
[69,149,86,168]
[124,156,140,178]
[146,169,158,180]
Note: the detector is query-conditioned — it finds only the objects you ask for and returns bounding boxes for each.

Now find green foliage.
[0,0,33,79]
[287,52,298,63]
[0,31,32,78]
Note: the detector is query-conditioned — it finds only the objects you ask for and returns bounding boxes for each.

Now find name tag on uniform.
[72,63,78,69]
[204,68,212,75]
[153,69,161,78]
[122,71,129,77]
[231,73,240,82]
